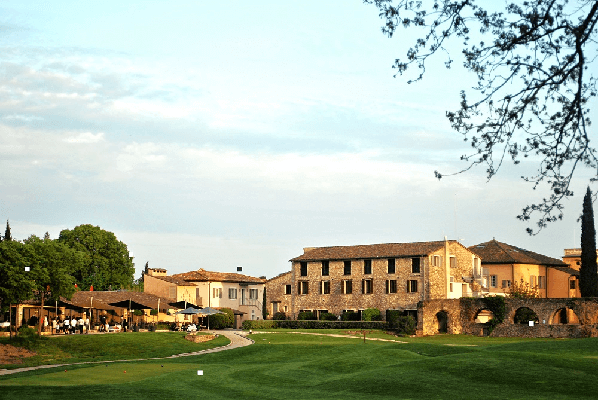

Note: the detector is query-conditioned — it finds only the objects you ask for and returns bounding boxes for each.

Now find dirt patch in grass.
[0,344,37,365]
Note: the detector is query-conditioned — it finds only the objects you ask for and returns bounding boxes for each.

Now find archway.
[436,311,448,333]
[474,309,495,323]
[514,307,539,325]
[550,307,579,324]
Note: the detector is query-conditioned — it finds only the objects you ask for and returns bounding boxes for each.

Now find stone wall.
[418,297,598,338]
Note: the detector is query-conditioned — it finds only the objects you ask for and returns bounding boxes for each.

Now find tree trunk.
[38,291,45,337]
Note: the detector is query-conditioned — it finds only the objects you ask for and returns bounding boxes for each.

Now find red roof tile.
[469,240,566,266]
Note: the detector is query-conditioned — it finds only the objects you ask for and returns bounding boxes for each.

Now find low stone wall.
[418,297,598,338]
[185,333,217,343]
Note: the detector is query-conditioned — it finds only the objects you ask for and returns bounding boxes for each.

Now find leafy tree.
[0,241,34,316]
[367,0,598,232]
[57,224,135,291]
[4,220,12,241]
[23,236,82,335]
[580,186,598,296]
[507,278,540,298]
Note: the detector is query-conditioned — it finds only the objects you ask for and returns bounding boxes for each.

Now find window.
[490,275,497,288]
[213,288,222,298]
[386,279,397,294]
[344,260,351,275]
[538,276,546,289]
[284,305,288,312]
[432,255,441,267]
[342,280,352,294]
[285,284,292,295]
[298,281,309,295]
[450,256,456,269]
[387,258,395,274]
[450,276,454,292]
[501,280,511,289]
[364,259,372,274]
[530,275,537,287]
[407,280,418,293]
[249,289,258,299]
[320,280,331,295]
[169,286,176,299]
[272,302,278,313]
[321,261,329,276]
[362,279,373,294]
[411,258,421,274]
[570,279,577,289]
[300,262,308,277]
[228,288,237,299]
[473,258,481,277]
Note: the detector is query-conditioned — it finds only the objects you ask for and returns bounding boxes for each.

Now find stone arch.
[473,308,495,323]
[549,307,580,324]
[513,307,539,325]
[436,310,448,333]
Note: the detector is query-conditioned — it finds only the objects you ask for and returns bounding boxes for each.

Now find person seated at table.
[187,323,197,332]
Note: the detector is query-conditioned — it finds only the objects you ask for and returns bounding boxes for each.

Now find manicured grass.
[0,332,230,369]
[2,332,598,399]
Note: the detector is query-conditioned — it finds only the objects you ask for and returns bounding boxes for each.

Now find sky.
[1,1,596,280]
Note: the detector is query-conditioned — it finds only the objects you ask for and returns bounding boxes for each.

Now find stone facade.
[418,297,598,338]
[267,240,481,320]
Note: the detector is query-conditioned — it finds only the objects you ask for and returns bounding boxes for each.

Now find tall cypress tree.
[580,187,598,297]
[4,220,12,241]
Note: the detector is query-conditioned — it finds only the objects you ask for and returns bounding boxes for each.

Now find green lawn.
[1,332,598,399]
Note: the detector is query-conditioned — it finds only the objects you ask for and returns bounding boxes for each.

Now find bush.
[207,308,234,329]
[319,312,337,321]
[150,309,159,316]
[394,316,416,335]
[242,320,386,330]
[272,312,287,320]
[341,311,360,321]
[297,311,315,320]
[362,308,381,321]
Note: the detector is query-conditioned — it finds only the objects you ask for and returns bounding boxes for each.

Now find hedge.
[242,320,387,330]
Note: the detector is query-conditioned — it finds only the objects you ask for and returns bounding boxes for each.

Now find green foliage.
[507,278,539,299]
[297,311,315,320]
[362,308,381,321]
[272,311,287,320]
[319,312,337,321]
[514,307,540,324]
[0,240,34,311]
[150,309,159,316]
[207,308,234,329]
[57,224,135,291]
[581,187,598,296]
[386,311,416,335]
[4,220,12,241]
[341,311,360,321]
[133,309,144,316]
[242,320,386,330]
[481,295,506,333]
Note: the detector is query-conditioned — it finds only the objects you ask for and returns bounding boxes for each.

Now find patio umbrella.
[198,307,223,331]
[169,300,200,309]
[108,299,153,328]
[175,306,202,315]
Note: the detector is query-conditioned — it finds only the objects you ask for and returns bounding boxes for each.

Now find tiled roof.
[290,240,460,261]
[152,275,191,286]
[68,290,174,311]
[469,240,566,266]
[171,268,266,284]
[267,270,292,282]
[549,265,580,276]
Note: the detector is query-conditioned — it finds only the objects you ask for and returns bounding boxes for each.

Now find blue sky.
[1,1,595,280]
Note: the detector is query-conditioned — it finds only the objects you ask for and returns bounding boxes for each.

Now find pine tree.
[580,187,598,297]
[4,220,12,241]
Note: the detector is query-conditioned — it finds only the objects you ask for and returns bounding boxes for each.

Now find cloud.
[63,132,105,144]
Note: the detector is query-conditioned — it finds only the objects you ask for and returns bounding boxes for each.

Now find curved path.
[0,330,253,377]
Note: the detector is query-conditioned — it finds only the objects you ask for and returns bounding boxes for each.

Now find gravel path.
[0,330,253,377]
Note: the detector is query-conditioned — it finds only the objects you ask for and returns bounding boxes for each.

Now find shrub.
[395,316,416,335]
[272,312,287,320]
[297,311,315,320]
[319,312,337,321]
[341,311,360,321]
[362,308,381,321]
[207,308,234,329]
[242,319,386,330]
[150,309,159,316]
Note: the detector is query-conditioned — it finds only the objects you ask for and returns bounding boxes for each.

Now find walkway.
[0,330,253,376]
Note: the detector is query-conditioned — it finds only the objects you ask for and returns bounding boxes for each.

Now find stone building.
[144,267,266,327]
[266,239,482,320]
